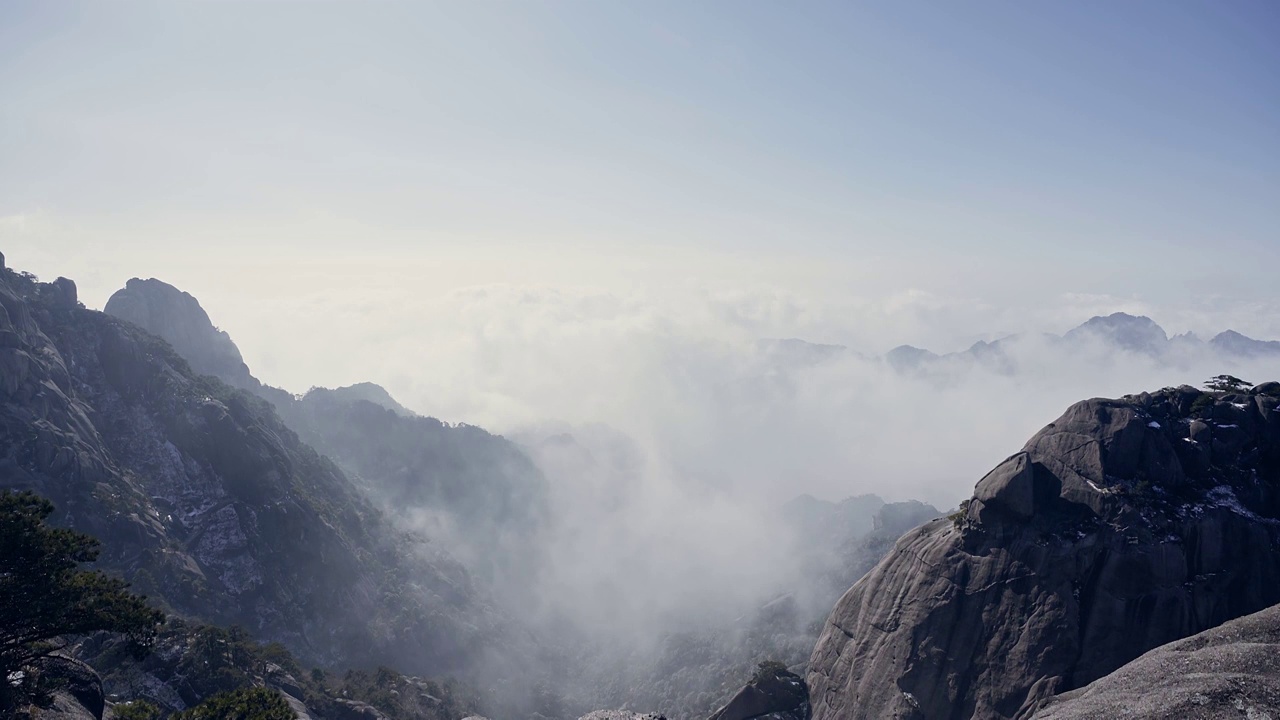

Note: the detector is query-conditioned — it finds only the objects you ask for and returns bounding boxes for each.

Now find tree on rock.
[0,491,163,710]
[1205,374,1251,393]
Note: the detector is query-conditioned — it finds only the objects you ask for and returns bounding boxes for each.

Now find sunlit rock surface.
[1032,601,1280,719]
[808,384,1280,720]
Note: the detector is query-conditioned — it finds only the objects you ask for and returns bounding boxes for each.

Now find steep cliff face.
[807,384,1280,720]
[0,267,490,674]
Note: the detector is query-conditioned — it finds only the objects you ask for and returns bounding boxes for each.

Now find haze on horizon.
[3,1,1279,509]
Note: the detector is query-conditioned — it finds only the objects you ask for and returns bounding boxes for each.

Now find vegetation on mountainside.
[113,700,163,720]
[172,687,296,720]
[79,619,482,720]
[752,660,791,683]
[0,490,163,712]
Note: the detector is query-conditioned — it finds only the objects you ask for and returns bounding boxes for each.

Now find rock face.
[1031,601,1280,720]
[28,657,105,720]
[807,384,1280,720]
[104,278,255,389]
[0,266,490,675]
[709,665,810,720]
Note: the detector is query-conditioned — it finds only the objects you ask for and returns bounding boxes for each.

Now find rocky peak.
[1062,312,1169,354]
[885,345,940,372]
[807,382,1280,719]
[102,276,549,624]
[303,382,416,417]
[1,263,493,677]
[1210,329,1280,357]
[104,278,254,389]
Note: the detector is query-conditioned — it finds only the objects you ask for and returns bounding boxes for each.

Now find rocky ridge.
[0,265,493,676]
[104,277,550,596]
[807,383,1280,719]
[764,312,1280,376]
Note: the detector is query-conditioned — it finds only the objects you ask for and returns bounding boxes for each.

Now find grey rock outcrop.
[709,664,810,720]
[27,657,105,720]
[1032,601,1280,719]
[105,278,255,389]
[807,384,1280,720]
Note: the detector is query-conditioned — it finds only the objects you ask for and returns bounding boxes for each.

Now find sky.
[2,1,1279,507]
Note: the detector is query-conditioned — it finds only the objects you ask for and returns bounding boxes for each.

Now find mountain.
[1031,601,1280,719]
[866,313,1280,377]
[311,381,416,417]
[884,345,940,372]
[1209,329,1280,357]
[0,265,494,676]
[105,277,550,597]
[1061,312,1169,354]
[807,382,1280,719]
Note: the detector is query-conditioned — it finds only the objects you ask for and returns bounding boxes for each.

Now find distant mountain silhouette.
[764,313,1280,377]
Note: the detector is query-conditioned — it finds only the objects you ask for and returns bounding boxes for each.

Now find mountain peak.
[1063,312,1168,353]
[105,278,255,388]
[303,382,416,417]
[1210,329,1280,357]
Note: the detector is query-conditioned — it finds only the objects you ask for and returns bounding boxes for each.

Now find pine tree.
[0,491,163,710]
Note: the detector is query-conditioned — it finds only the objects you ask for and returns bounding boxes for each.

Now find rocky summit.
[807,384,1280,720]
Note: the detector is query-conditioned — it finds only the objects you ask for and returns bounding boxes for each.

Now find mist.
[99,255,1274,676]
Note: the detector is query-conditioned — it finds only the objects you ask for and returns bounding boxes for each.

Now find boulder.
[973,452,1035,518]
[29,657,105,720]
[1255,381,1280,396]
[709,665,809,720]
[1032,602,1280,719]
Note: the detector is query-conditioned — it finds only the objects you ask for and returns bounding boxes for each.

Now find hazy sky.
[3,2,1280,506]
[4,0,1277,297]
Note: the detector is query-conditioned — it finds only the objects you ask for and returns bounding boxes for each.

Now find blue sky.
[1,1,1277,326]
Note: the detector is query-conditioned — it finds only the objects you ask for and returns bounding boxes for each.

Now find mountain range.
[763,311,1280,375]
[4,251,1280,720]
